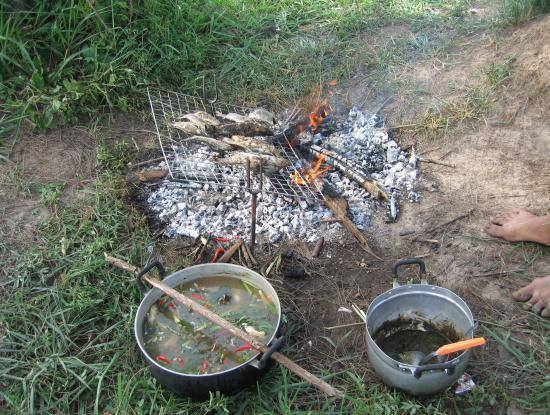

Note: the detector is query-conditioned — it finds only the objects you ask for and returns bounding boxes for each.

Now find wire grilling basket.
[147,87,324,201]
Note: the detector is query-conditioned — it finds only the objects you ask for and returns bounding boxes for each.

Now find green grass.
[1,0,490,158]
[0,133,455,413]
[2,1,550,413]
[498,0,550,25]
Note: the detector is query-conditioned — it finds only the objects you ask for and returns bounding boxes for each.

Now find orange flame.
[290,154,332,186]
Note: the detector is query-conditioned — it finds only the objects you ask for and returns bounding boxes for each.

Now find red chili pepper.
[211,247,224,263]
[201,360,209,373]
[223,358,229,365]
[167,302,174,309]
[156,355,171,364]
[235,344,252,352]
[191,293,205,301]
[157,299,164,307]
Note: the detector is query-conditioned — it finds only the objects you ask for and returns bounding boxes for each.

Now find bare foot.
[513,276,550,317]
[484,208,550,245]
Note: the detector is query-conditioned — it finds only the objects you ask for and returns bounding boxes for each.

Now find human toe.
[512,285,533,302]
[541,307,550,318]
[485,223,506,238]
[532,300,546,314]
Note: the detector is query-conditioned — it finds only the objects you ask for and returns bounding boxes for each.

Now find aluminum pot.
[365,259,475,395]
[134,261,283,399]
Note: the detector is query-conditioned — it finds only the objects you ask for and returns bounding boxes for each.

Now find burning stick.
[324,195,382,260]
[310,145,388,201]
[104,254,344,398]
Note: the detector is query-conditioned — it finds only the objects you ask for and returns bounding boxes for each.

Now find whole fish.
[184,135,234,152]
[183,111,221,127]
[222,135,281,157]
[214,151,290,173]
[248,108,276,125]
[217,112,249,123]
[173,121,205,136]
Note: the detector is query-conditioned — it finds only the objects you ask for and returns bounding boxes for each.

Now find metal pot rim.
[134,263,281,378]
[365,283,474,369]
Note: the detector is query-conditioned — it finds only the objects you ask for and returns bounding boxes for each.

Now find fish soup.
[143,276,278,375]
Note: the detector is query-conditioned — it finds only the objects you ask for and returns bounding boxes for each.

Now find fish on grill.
[222,135,281,157]
[214,151,290,173]
[183,135,234,152]
[172,121,205,136]
[182,111,221,127]
[217,112,249,123]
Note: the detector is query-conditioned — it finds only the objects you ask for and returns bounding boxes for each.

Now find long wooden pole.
[104,253,344,398]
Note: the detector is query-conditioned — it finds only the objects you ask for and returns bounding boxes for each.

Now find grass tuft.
[498,0,550,26]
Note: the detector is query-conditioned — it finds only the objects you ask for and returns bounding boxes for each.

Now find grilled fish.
[248,108,276,125]
[173,121,205,136]
[222,135,281,157]
[183,111,221,127]
[184,135,234,152]
[214,151,290,173]
[217,112,248,123]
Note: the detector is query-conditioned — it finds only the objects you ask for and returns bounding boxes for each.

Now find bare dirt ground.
[1,13,548,413]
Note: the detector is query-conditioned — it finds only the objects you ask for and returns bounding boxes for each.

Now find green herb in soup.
[143,276,278,375]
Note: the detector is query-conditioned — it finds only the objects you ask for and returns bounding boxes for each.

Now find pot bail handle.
[136,261,166,292]
[391,258,427,288]
[257,336,285,370]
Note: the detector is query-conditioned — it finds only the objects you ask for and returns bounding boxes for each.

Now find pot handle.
[136,261,166,292]
[397,360,457,379]
[408,360,457,379]
[391,258,427,288]
[257,336,285,370]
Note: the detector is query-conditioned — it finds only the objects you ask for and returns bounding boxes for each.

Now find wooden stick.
[310,237,325,258]
[128,156,169,169]
[128,169,168,183]
[241,242,258,266]
[418,157,456,168]
[324,196,382,260]
[194,236,211,264]
[325,321,365,330]
[217,239,243,263]
[104,254,344,398]
[425,209,474,234]
[469,269,525,278]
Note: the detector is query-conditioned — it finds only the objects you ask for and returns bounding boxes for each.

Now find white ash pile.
[147,107,418,242]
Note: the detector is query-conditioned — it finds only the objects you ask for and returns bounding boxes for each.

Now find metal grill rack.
[147,87,324,201]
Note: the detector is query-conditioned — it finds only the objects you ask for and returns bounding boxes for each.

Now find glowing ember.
[290,154,332,186]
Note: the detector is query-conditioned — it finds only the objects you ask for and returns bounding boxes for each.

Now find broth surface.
[143,276,278,374]
[373,317,463,365]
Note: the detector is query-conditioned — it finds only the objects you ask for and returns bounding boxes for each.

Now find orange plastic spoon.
[435,337,486,356]
[415,337,486,365]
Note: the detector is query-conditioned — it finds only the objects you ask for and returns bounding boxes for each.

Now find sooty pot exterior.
[134,262,282,399]
[365,259,475,395]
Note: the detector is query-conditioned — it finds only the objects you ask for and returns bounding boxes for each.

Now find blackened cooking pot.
[365,259,476,395]
[134,261,283,399]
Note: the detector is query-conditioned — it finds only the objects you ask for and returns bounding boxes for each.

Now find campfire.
[146,88,418,244]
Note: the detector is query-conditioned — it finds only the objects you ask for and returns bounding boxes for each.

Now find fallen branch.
[104,253,344,398]
[324,196,382,260]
